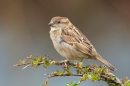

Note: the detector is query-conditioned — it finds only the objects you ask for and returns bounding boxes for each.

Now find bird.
[48,16,116,71]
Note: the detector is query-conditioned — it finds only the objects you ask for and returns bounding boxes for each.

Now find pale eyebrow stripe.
[50,20,53,24]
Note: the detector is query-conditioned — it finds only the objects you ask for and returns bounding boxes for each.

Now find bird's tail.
[97,54,116,71]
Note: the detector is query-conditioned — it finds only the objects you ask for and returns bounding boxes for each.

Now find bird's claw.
[59,60,69,68]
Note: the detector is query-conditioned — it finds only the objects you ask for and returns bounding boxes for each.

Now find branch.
[44,61,124,86]
[14,55,129,86]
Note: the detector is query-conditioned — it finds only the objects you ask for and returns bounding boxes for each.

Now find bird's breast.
[50,28,85,60]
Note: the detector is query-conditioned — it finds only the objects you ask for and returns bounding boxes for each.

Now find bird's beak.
[48,21,54,26]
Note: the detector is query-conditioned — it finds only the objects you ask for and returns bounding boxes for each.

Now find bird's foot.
[59,60,69,68]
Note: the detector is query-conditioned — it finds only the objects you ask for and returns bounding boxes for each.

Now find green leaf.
[73,84,78,86]
[79,77,86,81]
[43,58,51,66]
[84,65,90,72]
[67,71,72,75]
[68,65,71,70]
[126,81,130,86]
[18,60,22,65]
[121,79,125,84]
[61,69,65,74]
[49,60,53,64]
[79,62,83,68]
[109,83,115,86]
[30,59,33,63]
[66,81,78,86]
[36,57,40,62]
[66,83,70,86]
[88,73,99,81]
[54,69,60,74]
[32,60,38,64]
[95,68,103,73]
[79,74,88,81]
[76,69,80,74]
[112,76,116,80]
[83,74,88,79]
[115,84,120,86]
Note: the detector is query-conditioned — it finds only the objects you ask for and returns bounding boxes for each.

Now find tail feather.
[97,54,116,71]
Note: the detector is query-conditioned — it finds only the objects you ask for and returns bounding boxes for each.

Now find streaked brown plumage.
[48,16,116,71]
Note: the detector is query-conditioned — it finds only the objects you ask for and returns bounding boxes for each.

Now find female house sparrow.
[48,16,116,71]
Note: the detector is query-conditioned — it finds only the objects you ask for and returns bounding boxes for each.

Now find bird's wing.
[61,26,95,57]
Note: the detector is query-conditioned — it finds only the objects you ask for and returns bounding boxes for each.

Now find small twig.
[45,54,53,61]
[14,61,44,69]
[22,64,31,69]
[13,62,31,67]
[100,73,124,86]
[78,80,82,84]
[44,72,123,86]
[44,73,82,78]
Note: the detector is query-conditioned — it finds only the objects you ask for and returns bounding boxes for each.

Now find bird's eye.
[57,21,61,24]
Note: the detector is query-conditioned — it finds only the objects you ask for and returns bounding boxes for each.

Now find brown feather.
[49,16,116,71]
[61,26,94,57]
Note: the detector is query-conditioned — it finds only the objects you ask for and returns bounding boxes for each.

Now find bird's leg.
[80,59,84,62]
[59,59,69,68]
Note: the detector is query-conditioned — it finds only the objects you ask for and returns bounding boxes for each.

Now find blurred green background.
[0,0,130,86]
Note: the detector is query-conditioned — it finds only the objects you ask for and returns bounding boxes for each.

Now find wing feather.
[61,26,94,57]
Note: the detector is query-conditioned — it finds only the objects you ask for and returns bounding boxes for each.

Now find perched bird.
[48,16,116,71]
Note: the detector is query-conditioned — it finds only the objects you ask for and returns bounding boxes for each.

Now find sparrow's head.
[48,16,71,29]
